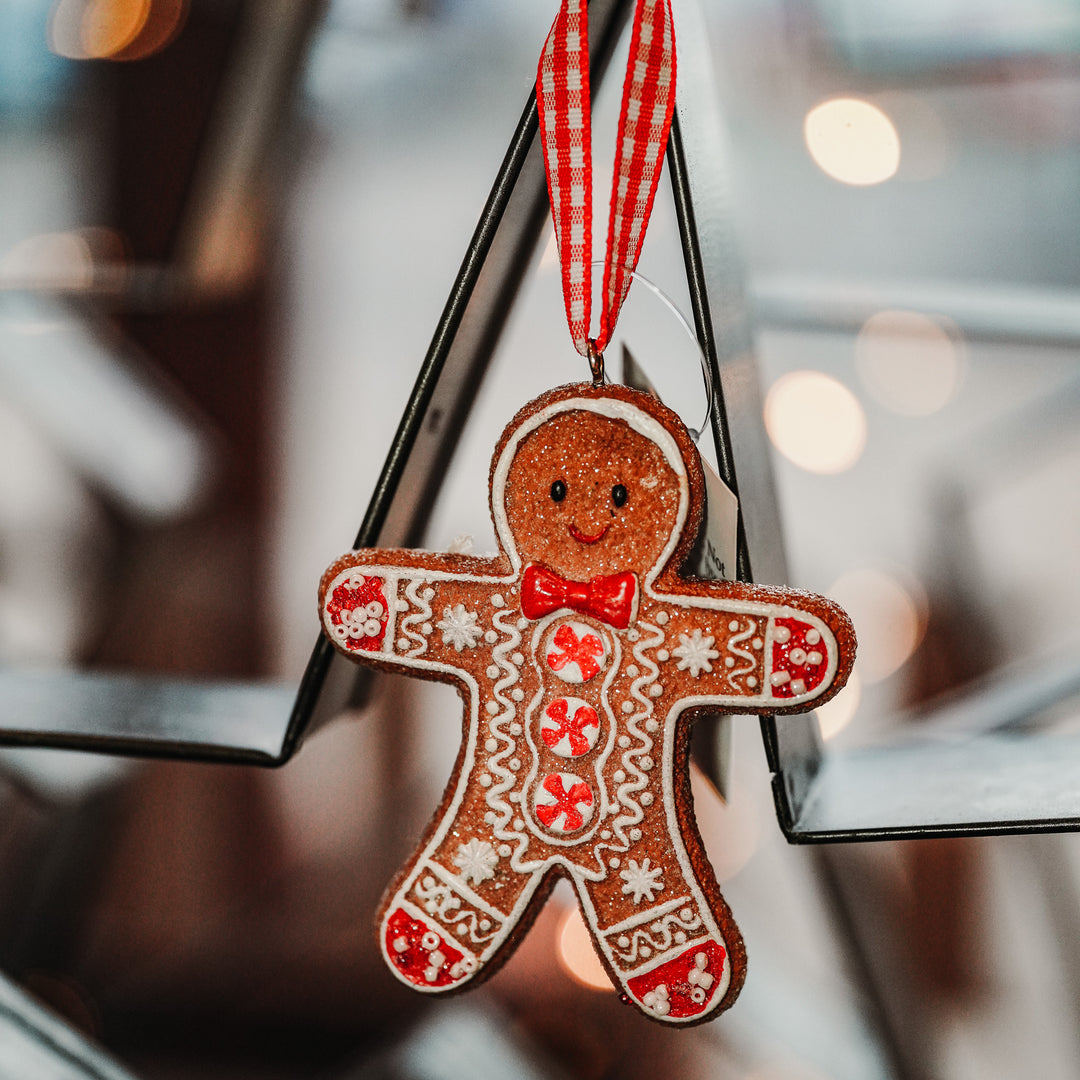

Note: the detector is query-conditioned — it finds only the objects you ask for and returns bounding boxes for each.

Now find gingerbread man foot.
[319,382,855,1024]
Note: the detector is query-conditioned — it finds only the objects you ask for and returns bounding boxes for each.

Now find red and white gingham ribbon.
[537,0,676,363]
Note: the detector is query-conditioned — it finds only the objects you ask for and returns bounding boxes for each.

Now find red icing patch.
[770,617,828,699]
[384,907,467,988]
[626,939,727,1019]
[326,574,389,653]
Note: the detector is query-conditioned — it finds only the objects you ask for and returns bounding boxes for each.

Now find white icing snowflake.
[619,858,664,904]
[673,630,719,677]
[452,838,498,885]
[437,604,482,650]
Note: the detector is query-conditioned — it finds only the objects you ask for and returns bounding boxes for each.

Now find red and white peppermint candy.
[544,620,609,684]
[541,697,600,758]
[537,0,676,358]
[534,771,594,833]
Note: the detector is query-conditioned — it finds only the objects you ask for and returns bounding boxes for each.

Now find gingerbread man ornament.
[319,382,855,1025]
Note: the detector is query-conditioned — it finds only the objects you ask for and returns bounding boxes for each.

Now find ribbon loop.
[538,0,676,361]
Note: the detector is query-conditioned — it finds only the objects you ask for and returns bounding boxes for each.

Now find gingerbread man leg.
[568,739,743,1024]
[376,768,550,993]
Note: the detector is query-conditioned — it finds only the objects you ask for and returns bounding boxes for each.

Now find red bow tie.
[520,564,637,629]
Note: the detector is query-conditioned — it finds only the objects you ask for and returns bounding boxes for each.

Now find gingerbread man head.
[491,382,702,587]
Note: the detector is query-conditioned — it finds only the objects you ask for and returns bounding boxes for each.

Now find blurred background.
[2,0,1080,1077]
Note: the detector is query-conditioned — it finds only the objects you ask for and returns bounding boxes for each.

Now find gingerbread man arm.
[320,548,517,675]
[644,578,856,715]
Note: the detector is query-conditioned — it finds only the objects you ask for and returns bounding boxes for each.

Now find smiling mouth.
[568,523,609,544]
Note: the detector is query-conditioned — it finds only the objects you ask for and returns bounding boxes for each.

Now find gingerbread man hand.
[319,382,856,1025]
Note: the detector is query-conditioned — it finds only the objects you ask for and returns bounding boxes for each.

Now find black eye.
[550,479,567,502]
[612,484,628,507]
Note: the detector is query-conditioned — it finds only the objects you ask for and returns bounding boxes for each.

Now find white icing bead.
[487,664,500,679]
[486,701,500,715]
[609,857,620,868]
[656,649,670,662]
[484,738,498,752]
[641,792,654,806]
[791,679,806,694]
[484,811,497,824]
[429,950,446,968]
[424,966,439,983]
[601,829,612,840]
[695,952,708,970]
[512,652,524,666]
[630,827,642,841]
[484,630,498,644]
[674,931,686,944]
[511,688,524,702]
[627,629,640,641]
[517,618,529,631]
[622,701,634,714]
[618,936,630,948]
[397,638,410,651]
[422,588,435,601]
[613,770,626,783]
[393,936,408,953]
[747,676,758,688]
[509,722,522,735]
[724,657,735,668]
[513,817,525,830]
[808,650,823,666]
[649,684,663,698]
[770,671,790,686]
[728,619,739,632]
[789,647,807,666]
[510,758,521,771]
[479,774,492,787]
[395,599,409,612]
[806,629,821,645]
[774,626,791,644]
[626,665,639,678]
[618,735,631,748]
[640,945,652,958]
[640,756,654,771]
[498,845,511,858]
[491,594,505,607]
[645,718,658,733]
[421,622,433,635]
[680,907,694,921]
[479,919,491,931]
[751,637,762,650]
[656,612,669,625]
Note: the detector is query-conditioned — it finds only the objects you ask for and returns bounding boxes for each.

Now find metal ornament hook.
[586,339,605,386]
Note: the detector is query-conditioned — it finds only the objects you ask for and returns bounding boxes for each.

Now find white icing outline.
[400,579,432,656]
[725,617,758,692]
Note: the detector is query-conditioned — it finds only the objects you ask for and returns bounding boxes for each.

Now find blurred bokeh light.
[855,309,965,416]
[764,370,867,474]
[803,97,900,187]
